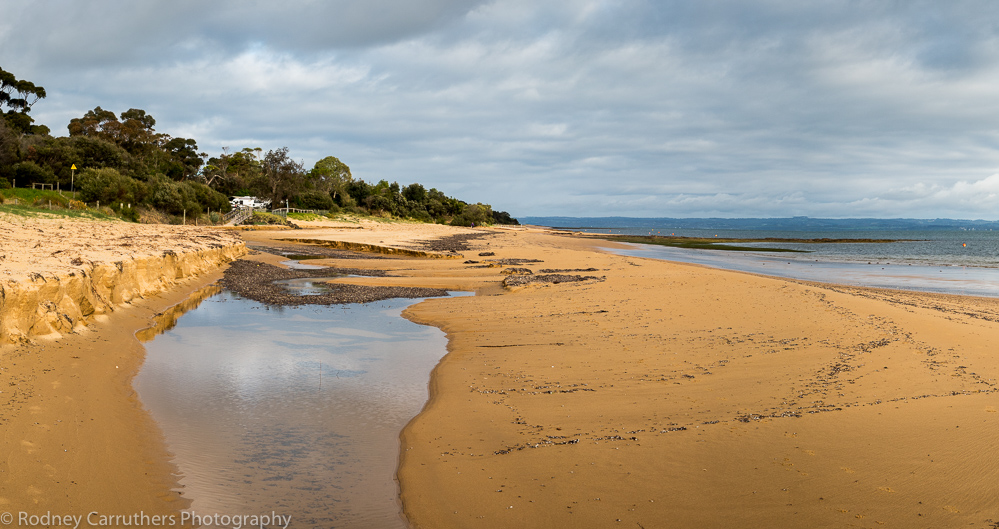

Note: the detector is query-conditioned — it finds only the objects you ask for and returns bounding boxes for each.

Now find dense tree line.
[0,66,518,225]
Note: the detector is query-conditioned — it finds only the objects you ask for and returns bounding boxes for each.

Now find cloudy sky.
[4,0,999,219]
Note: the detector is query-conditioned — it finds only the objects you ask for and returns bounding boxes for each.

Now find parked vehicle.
[229,196,271,209]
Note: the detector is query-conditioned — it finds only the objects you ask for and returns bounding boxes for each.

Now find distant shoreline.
[582,233,917,253]
[520,215,999,231]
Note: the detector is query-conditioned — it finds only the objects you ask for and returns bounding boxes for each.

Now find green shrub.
[78,167,141,204]
[185,181,230,213]
[450,203,493,227]
[297,191,334,210]
[13,161,56,185]
[409,209,433,222]
[243,211,293,226]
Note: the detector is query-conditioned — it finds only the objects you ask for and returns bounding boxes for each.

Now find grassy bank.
[0,189,117,221]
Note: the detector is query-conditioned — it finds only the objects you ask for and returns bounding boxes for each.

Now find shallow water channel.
[135,276,462,528]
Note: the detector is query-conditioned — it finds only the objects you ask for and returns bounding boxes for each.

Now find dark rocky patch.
[501,268,533,275]
[221,260,448,306]
[411,232,493,252]
[486,258,544,265]
[503,274,604,287]
[478,251,496,256]
[247,244,387,260]
[539,268,600,273]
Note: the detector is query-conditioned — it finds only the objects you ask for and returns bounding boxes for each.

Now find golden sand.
[244,223,999,527]
[3,219,998,528]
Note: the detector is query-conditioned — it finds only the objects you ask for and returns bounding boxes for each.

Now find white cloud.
[6,1,999,218]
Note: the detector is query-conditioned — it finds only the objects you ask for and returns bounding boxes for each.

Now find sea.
[520,217,999,298]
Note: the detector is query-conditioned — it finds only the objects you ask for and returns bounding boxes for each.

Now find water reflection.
[135,290,461,528]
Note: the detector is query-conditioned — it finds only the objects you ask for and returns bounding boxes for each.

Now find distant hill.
[520,216,999,231]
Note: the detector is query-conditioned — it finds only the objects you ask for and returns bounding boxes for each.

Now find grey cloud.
[2,0,486,68]
[7,1,999,218]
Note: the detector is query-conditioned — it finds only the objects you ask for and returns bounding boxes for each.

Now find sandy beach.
[0,216,245,521]
[3,217,999,527]
[240,221,999,527]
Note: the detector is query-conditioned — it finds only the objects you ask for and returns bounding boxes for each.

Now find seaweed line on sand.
[502,274,605,287]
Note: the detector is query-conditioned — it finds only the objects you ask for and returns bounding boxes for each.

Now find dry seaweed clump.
[221,260,448,305]
[502,273,604,287]
[500,267,533,275]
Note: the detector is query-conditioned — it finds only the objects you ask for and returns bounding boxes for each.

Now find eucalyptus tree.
[0,66,47,134]
[310,155,352,202]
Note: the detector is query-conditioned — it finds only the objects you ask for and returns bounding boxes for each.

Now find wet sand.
[0,269,225,519]
[0,218,245,520]
[241,222,999,527]
[4,218,999,528]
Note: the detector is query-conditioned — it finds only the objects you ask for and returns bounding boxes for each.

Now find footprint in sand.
[26,485,42,504]
[20,440,37,454]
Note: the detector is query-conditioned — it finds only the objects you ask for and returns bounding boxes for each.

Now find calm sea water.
[563,224,999,297]
[577,226,999,269]
[135,288,464,528]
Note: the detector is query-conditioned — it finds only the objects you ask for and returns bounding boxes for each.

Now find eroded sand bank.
[0,217,244,518]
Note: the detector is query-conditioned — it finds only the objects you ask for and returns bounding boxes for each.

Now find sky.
[3,0,999,219]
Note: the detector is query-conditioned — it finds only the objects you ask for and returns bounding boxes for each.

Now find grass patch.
[321,212,430,225]
[1,188,81,206]
[242,211,296,227]
[0,188,130,221]
[0,202,118,221]
[287,212,324,221]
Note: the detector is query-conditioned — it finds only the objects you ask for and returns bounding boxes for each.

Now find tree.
[68,107,160,155]
[162,137,204,180]
[262,147,304,205]
[0,116,18,177]
[118,108,159,154]
[402,183,427,203]
[310,155,352,201]
[202,146,231,188]
[451,203,493,227]
[67,106,121,141]
[210,147,263,196]
[1,66,47,134]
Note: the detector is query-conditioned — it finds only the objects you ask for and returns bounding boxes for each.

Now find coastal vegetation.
[0,66,517,226]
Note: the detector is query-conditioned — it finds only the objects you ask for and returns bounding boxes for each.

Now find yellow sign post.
[71,164,77,194]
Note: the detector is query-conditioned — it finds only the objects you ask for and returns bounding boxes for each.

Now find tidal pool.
[135,287,461,528]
